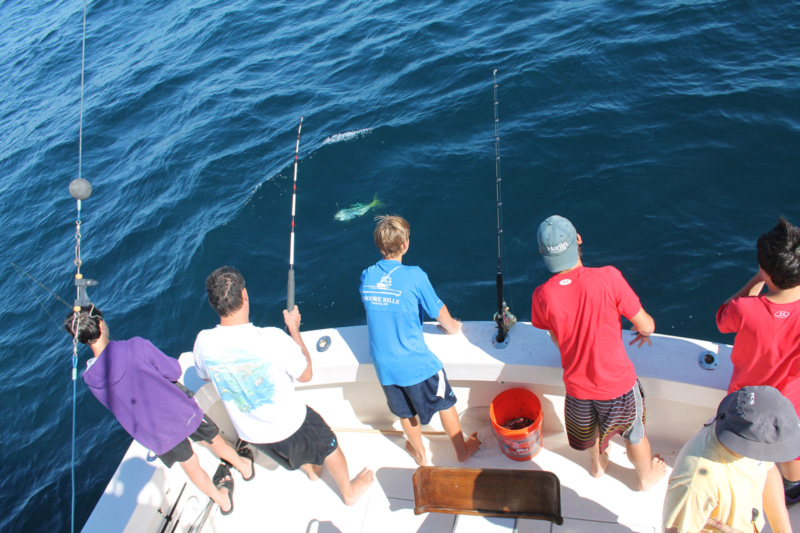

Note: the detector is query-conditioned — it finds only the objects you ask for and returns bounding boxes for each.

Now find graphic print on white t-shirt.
[204,351,277,413]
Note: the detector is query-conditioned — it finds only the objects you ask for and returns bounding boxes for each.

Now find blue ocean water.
[1,0,799,530]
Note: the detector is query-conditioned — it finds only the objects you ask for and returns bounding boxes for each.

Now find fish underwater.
[334,195,382,221]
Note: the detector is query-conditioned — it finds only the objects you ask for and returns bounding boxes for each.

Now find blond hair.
[374,215,410,258]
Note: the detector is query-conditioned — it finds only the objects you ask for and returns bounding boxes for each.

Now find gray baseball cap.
[537,215,579,273]
[715,386,800,462]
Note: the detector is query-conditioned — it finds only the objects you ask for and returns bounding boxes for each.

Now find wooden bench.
[412,466,563,525]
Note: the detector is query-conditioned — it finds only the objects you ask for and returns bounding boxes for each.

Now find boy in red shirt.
[717,216,800,504]
[530,215,666,491]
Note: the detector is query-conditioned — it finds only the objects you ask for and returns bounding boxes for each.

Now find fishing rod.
[492,69,516,347]
[287,116,303,312]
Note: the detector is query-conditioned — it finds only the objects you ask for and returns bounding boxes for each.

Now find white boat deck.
[208,424,668,532]
[86,409,678,532]
[82,322,800,532]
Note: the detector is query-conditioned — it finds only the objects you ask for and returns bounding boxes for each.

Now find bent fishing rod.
[287,116,303,312]
[492,69,516,346]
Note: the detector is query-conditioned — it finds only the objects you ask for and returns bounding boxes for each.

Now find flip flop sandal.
[213,461,230,486]
[238,446,256,482]
[215,473,234,516]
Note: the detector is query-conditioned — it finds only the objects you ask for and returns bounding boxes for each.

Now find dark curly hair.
[63,305,104,345]
[757,217,800,290]
[206,266,246,317]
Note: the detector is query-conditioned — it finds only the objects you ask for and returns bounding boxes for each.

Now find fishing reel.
[492,304,517,349]
[494,307,517,331]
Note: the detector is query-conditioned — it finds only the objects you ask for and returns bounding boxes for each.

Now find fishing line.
[287,116,303,312]
[10,261,73,307]
[14,255,118,340]
[492,69,516,347]
[9,261,71,333]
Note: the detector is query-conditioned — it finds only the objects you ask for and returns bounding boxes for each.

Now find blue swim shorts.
[381,369,457,425]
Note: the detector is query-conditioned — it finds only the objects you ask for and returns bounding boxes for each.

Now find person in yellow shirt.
[663,386,800,533]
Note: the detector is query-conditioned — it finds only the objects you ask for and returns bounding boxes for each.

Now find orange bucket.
[489,388,543,461]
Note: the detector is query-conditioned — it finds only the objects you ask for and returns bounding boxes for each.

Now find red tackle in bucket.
[490,388,543,461]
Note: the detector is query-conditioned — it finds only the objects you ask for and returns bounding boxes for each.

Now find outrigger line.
[70,179,97,312]
[68,183,95,533]
[67,2,96,531]
[492,69,517,347]
[287,116,303,312]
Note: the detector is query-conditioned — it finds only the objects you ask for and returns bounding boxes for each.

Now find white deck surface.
[102,411,674,532]
[82,322,800,532]
[110,412,799,533]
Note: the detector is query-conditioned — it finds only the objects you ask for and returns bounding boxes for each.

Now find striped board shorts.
[564,379,646,453]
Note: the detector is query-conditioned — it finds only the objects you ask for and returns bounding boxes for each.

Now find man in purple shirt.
[65,306,253,515]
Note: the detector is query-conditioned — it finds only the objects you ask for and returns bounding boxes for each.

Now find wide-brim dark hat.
[715,386,800,462]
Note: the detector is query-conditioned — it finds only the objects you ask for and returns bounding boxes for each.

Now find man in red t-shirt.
[531,215,666,491]
[717,216,800,505]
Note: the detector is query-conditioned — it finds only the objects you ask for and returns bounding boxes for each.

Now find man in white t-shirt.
[193,266,373,505]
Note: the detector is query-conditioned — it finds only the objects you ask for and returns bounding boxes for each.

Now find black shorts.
[381,369,457,425]
[252,406,338,470]
[158,416,220,468]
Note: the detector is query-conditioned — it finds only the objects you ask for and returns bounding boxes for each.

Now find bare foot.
[236,449,254,481]
[239,461,253,481]
[300,463,322,481]
[637,455,667,491]
[405,440,427,466]
[214,471,234,515]
[343,467,375,506]
[456,432,481,462]
[218,486,232,514]
[591,450,609,478]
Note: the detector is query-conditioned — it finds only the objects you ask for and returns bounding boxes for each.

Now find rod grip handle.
[496,272,504,312]
[287,269,295,312]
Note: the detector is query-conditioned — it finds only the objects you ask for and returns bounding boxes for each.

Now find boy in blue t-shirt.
[360,215,480,465]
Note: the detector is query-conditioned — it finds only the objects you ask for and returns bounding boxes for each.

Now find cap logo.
[775,311,790,318]
[546,242,569,254]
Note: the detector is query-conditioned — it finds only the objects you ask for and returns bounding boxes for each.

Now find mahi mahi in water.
[334,195,382,221]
